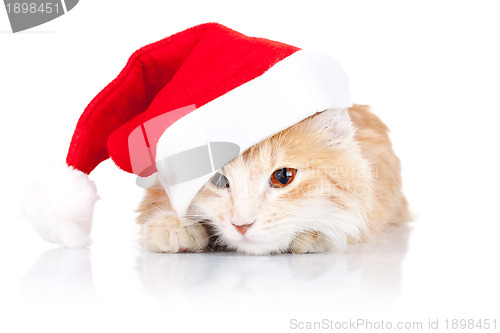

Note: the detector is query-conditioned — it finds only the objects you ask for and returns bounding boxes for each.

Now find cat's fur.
[137,104,410,254]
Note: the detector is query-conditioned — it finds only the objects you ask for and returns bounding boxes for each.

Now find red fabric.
[66,23,299,175]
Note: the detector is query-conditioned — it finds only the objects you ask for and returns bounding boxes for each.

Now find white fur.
[21,163,99,248]
[212,198,368,255]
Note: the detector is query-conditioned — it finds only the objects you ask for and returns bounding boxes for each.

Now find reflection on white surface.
[17,224,411,305]
[137,224,412,302]
[18,248,95,301]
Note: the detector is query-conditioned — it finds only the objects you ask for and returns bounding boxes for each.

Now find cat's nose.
[231,221,255,235]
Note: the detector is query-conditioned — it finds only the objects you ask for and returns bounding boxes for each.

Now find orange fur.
[137,186,172,225]
[137,105,410,254]
[349,104,411,239]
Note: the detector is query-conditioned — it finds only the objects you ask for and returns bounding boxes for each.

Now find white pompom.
[21,163,99,248]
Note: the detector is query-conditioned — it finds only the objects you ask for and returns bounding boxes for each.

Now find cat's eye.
[270,168,297,188]
[210,172,230,188]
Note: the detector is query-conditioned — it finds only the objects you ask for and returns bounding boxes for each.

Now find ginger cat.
[137,104,410,254]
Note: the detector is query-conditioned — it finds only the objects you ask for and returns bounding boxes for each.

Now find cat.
[137,104,411,254]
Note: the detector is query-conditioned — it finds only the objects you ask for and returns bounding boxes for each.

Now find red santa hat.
[21,23,351,248]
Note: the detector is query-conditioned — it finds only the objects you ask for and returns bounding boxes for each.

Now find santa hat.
[21,23,351,248]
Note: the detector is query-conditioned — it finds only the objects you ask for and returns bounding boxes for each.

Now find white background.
[1,1,499,332]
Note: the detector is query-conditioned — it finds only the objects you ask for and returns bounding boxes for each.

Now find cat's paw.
[142,214,209,253]
[289,231,331,254]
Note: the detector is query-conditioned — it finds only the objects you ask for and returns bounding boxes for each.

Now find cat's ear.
[313,108,354,144]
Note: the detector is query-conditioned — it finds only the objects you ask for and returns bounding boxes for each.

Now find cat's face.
[189,109,373,254]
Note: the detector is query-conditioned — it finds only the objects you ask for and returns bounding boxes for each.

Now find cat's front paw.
[143,214,209,253]
[289,231,331,254]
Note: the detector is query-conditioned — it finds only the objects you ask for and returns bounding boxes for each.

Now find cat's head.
[189,109,374,254]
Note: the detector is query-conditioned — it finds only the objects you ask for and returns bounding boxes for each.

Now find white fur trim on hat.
[21,163,99,248]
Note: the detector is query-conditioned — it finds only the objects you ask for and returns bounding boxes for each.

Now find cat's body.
[137,104,410,254]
